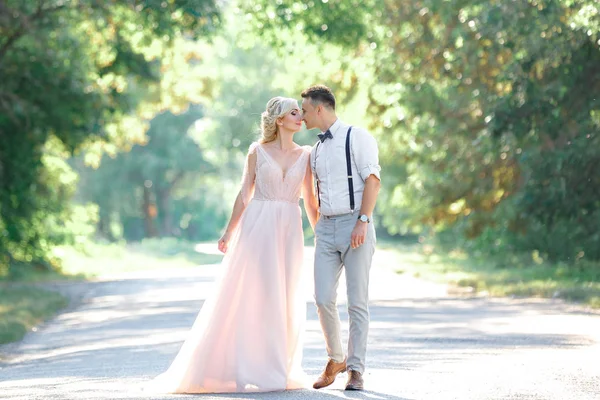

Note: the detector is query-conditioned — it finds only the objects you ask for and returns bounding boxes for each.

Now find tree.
[239,0,600,261]
[0,0,220,276]
[76,105,217,239]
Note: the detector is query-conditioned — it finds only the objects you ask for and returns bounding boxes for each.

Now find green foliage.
[0,138,82,278]
[236,0,383,48]
[3,0,599,281]
[0,0,221,277]
[72,10,307,246]
[75,105,222,241]
[0,286,68,344]
[194,35,290,174]
[378,241,600,307]
[241,0,600,263]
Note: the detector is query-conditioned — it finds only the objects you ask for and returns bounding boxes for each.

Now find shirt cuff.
[359,164,381,181]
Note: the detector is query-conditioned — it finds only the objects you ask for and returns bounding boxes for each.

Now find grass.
[0,238,224,345]
[54,238,224,278]
[381,241,600,308]
[0,286,68,345]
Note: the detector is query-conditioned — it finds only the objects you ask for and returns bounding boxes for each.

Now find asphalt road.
[1,246,599,400]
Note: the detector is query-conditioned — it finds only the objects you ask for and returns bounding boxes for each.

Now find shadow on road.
[2,271,599,399]
[203,390,414,400]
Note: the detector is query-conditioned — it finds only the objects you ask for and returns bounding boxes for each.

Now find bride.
[149,96,318,393]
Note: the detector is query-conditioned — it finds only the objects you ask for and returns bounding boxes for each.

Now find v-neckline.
[258,145,305,181]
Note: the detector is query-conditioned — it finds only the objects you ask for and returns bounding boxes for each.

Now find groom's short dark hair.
[301,85,336,111]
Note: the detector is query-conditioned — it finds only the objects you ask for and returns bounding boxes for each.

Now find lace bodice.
[241,142,310,205]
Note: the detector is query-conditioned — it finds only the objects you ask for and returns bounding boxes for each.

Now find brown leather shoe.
[313,358,347,389]
[345,369,364,391]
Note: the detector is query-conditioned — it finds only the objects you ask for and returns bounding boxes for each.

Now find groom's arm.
[359,175,381,219]
[351,129,381,249]
[351,175,380,249]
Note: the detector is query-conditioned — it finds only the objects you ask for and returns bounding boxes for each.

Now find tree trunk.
[142,184,158,238]
[97,210,116,242]
[157,188,172,237]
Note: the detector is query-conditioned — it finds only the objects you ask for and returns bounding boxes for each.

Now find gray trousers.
[313,213,376,374]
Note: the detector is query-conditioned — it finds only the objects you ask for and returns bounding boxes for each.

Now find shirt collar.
[321,119,342,136]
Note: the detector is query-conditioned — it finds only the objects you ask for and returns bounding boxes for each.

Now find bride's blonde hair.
[259,97,299,144]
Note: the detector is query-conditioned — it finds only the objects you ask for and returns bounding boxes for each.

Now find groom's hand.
[351,222,368,249]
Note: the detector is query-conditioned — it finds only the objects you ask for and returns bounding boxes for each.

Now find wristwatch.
[358,214,370,223]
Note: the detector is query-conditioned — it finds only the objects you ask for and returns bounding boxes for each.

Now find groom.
[301,85,381,391]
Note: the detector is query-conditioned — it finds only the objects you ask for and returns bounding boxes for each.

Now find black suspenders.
[345,127,355,211]
[314,126,354,212]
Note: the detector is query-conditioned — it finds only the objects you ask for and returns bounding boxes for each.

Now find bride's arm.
[218,150,257,253]
[301,157,319,230]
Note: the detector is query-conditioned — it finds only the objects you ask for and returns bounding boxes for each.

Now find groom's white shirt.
[310,119,381,217]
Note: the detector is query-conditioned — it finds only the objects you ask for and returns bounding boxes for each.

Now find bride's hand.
[218,232,231,254]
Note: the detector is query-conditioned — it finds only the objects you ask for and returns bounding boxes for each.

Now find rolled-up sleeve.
[353,128,381,181]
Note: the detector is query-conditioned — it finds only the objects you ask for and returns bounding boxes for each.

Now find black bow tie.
[318,130,333,143]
